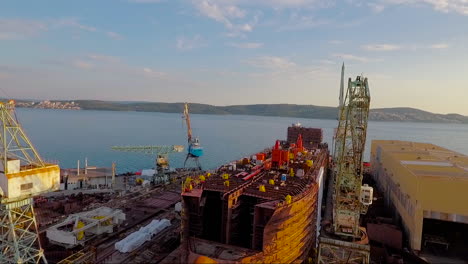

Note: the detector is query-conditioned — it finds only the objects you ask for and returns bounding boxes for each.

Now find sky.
[1,0,467,115]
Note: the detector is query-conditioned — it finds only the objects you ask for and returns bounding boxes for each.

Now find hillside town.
[16,100,81,110]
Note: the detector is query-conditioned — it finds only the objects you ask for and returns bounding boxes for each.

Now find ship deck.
[187,145,327,202]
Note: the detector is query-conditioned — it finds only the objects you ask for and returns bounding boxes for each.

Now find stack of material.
[115,219,171,253]
[287,126,323,148]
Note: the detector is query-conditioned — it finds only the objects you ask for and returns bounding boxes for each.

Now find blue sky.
[1,0,467,115]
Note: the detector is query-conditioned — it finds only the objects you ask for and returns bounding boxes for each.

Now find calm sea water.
[16,108,468,173]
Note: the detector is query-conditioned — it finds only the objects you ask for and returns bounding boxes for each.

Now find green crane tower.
[317,64,374,264]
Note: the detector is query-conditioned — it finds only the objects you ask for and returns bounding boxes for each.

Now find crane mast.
[183,103,192,144]
[0,100,60,264]
[182,103,203,169]
[318,65,373,264]
[333,68,371,237]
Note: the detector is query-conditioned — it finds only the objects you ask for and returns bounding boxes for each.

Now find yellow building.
[370,140,468,251]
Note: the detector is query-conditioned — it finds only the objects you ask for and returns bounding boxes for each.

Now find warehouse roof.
[373,140,468,178]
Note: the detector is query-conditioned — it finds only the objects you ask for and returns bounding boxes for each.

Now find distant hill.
[13,99,468,124]
[370,107,468,123]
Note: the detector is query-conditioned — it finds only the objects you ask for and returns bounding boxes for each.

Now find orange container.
[282,150,290,163]
[272,150,282,163]
[256,153,266,161]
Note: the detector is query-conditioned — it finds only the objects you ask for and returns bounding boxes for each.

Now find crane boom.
[111,145,184,155]
[182,103,203,169]
[183,103,192,143]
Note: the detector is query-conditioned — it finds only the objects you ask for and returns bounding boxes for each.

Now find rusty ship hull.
[163,126,329,264]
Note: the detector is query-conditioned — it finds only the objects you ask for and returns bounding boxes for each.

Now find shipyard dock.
[161,126,329,264]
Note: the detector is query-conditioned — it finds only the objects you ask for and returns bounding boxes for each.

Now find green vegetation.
[14,99,468,124]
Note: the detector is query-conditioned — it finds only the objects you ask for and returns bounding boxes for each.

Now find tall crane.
[111,145,184,183]
[182,103,203,169]
[0,100,61,264]
[318,64,373,264]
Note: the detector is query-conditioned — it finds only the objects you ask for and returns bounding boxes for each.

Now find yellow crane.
[111,145,184,183]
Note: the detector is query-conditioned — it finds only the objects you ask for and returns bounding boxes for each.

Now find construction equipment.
[111,145,184,183]
[0,100,61,264]
[182,103,203,169]
[318,64,373,263]
[46,207,125,248]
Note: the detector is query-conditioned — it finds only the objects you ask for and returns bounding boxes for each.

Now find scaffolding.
[0,100,57,264]
[0,198,47,264]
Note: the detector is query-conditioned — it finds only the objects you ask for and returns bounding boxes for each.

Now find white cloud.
[52,18,97,32]
[73,60,94,69]
[333,53,372,62]
[239,23,252,31]
[193,0,238,25]
[380,0,468,15]
[106,31,123,39]
[227,42,263,48]
[192,0,256,36]
[176,34,206,50]
[362,44,401,51]
[246,56,296,70]
[368,2,385,12]
[142,67,167,78]
[223,5,247,18]
[429,43,449,49]
[190,0,329,35]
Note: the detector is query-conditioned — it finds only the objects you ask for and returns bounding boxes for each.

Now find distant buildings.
[16,100,81,110]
